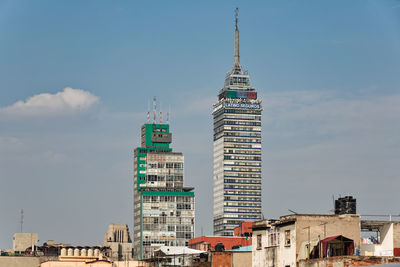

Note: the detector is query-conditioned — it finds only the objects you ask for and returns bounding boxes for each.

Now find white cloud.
[0,87,99,117]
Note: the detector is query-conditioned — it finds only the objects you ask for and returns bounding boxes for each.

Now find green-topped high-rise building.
[133,112,195,259]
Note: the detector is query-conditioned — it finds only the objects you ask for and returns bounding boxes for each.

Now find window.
[285,230,291,247]
[257,234,262,250]
[268,228,280,247]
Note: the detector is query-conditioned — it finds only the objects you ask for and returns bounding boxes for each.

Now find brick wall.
[211,252,232,267]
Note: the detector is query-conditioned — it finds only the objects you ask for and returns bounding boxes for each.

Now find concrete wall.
[295,214,361,256]
[279,224,296,267]
[361,222,395,256]
[13,233,39,252]
[298,256,400,267]
[252,227,279,267]
[41,261,111,267]
[393,222,400,256]
[380,223,394,256]
[252,228,271,267]
[113,261,149,267]
[212,252,231,267]
[231,252,251,267]
[0,256,41,267]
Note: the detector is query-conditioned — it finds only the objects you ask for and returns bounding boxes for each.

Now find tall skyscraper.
[212,9,262,236]
[133,111,195,259]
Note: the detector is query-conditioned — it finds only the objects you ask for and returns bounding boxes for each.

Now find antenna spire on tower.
[235,7,238,31]
[153,96,156,124]
[147,101,150,123]
[234,7,241,73]
[159,102,162,124]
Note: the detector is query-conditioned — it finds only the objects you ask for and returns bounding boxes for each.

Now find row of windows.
[142,195,193,203]
[224,196,261,202]
[142,240,189,247]
[146,175,183,182]
[224,208,261,213]
[224,155,261,161]
[213,108,261,118]
[217,120,261,127]
[214,126,260,133]
[177,203,192,210]
[224,173,261,178]
[224,167,261,172]
[224,131,261,137]
[224,191,261,196]
[224,203,262,208]
[213,115,261,126]
[224,138,261,143]
[148,162,183,169]
[224,179,260,185]
[224,149,261,155]
[224,144,260,150]
[225,161,261,167]
[142,216,194,225]
[224,185,261,190]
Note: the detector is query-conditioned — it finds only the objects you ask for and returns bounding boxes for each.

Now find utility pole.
[20,209,24,233]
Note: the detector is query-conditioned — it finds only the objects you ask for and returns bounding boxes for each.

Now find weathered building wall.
[279,224,296,267]
[189,236,251,251]
[298,256,400,267]
[0,256,41,267]
[113,261,149,267]
[41,260,111,267]
[380,223,394,256]
[212,252,232,267]
[393,222,400,257]
[13,233,39,252]
[231,252,251,267]
[295,214,360,256]
[252,223,278,267]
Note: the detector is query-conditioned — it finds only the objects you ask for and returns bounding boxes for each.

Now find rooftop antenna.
[159,102,162,124]
[20,209,24,233]
[288,209,298,214]
[234,7,241,72]
[147,101,150,123]
[152,96,156,124]
[166,105,170,124]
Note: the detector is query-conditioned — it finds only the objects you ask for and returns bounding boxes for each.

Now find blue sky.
[1,0,400,249]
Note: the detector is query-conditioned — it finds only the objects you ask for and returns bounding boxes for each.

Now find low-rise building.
[252,214,361,267]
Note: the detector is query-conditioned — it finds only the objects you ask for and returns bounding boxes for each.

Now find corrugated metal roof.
[156,246,206,255]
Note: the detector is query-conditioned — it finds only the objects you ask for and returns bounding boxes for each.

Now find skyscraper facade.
[212,9,262,236]
[133,121,195,259]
